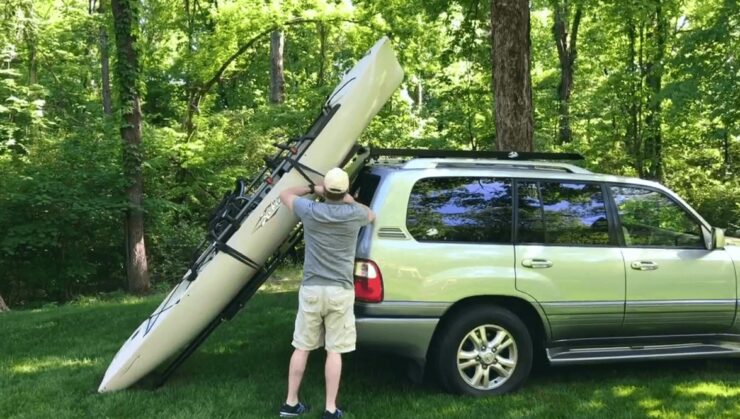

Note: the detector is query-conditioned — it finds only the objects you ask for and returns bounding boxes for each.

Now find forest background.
[0,0,737,306]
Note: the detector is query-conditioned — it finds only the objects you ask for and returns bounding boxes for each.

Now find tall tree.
[92,0,113,116]
[111,0,150,293]
[643,2,666,180]
[551,0,582,144]
[270,30,285,103]
[625,20,644,177]
[491,0,534,151]
[20,1,38,85]
[316,22,327,87]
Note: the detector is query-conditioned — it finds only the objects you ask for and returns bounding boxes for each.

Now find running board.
[547,342,740,365]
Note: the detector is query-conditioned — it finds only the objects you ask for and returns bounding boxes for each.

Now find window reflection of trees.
[610,187,703,248]
[518,182,610,245]
[406,177,512,243]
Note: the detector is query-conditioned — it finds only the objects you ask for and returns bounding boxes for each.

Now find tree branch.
[552,3,568,67]
[569,6,582,66]
[185,17,371,134]
[199,18,322,97]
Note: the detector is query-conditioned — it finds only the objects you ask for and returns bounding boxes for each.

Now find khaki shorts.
[292,285,356,353]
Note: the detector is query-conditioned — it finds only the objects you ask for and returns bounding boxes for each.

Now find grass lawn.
[1,270,739,419]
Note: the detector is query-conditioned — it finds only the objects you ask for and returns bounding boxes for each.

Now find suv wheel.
[436,306,533,395]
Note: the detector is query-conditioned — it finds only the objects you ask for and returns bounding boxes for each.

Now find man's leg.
[286,348,310,405]
[285,286,323,408]
[324,351,342,413]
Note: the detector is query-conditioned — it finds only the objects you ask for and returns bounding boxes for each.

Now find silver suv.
[349,149,740,395]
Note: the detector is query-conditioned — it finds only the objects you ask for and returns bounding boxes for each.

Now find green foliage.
[0,0,738,304]
[0,123,126,302]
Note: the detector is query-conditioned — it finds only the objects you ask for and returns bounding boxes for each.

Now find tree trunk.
[490,0,534,152]
[185,0,194,53]
[722,130,730,180]
[20,2,37,85]
[644,3,665,181]
[270,30,285,104]
[411,78,423,111]
[626,21,644,177]
[316,22,327,87]
[552,1,582,144]
[98,0,112,116]
[111,0,150,294]
[27,39,37,85]
[637,23,646,177]
[0,294,9,312]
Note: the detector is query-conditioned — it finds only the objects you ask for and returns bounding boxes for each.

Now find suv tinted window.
[351,170,381,206]
[610,186,704,248]
[406,177,512,243]
[517,181,610,245]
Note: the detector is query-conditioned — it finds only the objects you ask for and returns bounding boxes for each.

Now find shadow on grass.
[158,290,740,418]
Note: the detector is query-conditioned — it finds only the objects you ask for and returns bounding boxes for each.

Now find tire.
[436,305,533,396]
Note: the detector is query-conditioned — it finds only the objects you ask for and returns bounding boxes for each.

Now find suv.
[349,150,740,396]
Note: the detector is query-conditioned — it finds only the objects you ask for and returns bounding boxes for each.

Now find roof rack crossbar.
[434,162,575,172]
[368,148,584,161]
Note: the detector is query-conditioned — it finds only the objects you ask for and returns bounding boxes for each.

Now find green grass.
[1,271,739,419]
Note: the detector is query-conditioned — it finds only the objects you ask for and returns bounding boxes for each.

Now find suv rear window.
[406,177,512,243]
[351,170,381,206]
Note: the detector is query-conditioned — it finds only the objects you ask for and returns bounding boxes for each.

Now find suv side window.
[517,181,610,246]
[406,177,512,243]
[610,186,704,248]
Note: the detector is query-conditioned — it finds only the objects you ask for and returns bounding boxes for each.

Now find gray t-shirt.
[293,198,371,289]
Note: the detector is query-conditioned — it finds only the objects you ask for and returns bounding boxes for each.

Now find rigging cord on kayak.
[284,157,325,186]
[143,284,185,336]
[325,77,357,108]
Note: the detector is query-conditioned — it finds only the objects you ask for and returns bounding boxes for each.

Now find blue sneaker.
[321,408,344,419]
[279,402,309,417]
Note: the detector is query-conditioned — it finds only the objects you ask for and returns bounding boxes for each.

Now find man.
[278,167,375,419]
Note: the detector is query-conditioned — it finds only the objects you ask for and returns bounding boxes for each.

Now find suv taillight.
[354,259,383,303]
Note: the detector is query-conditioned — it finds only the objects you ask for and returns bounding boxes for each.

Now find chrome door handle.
[522,258,553,269]
[630,261,659,271]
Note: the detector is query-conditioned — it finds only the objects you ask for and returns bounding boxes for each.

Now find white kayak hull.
[98,37,403,392]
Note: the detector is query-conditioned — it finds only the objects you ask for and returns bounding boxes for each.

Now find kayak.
[98,37,404,392]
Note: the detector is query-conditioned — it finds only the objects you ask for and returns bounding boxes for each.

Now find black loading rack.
[155,102,363,387]
[367,148,584,161]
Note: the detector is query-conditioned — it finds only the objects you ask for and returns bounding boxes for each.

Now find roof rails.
[366,148,591,174]
[368,148,584,161]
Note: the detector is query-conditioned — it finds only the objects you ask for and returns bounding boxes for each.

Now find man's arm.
[280,185,320,212]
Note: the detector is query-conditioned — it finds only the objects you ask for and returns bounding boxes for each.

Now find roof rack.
[368,148,584,161]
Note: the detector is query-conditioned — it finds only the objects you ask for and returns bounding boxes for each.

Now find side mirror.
[711,227,726,250]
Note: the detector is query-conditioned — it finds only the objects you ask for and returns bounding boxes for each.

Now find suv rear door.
[377,175,516,302]
[610,185,736,334]
[514,180,625,340]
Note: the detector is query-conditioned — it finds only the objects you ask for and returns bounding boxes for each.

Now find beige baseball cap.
[324,167,349,194]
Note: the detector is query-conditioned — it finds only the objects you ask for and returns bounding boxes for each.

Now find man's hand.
[346,193,375,222]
